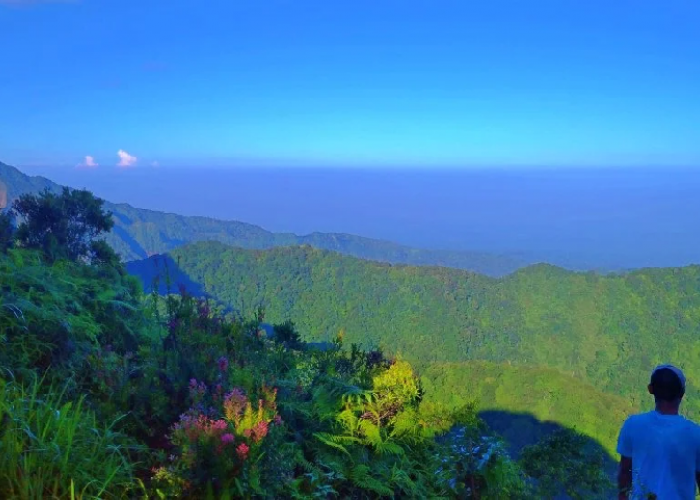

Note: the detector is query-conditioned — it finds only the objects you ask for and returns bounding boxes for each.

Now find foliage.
[127,241,700,452]
[12,187,117,265]
[0,248,144,390]
[420,361,637,456]
[0,210,13,252]
[520,428,614,499]
[273,319,302,347]
[436,425,530,499]
[0,182,614,498]
[0,377,138,499]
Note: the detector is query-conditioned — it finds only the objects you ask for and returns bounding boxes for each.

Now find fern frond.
[349,464,394,496]
[335,408,359,434]
[313,433,352,457]
[358,419,383,446]
[375,441,404,456]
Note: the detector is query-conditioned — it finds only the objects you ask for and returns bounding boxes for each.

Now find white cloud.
[151,160,160,168]
[76,155,98,169]
[117,149,137,168]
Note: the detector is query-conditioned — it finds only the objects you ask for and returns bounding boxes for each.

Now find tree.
[273,319,302,346]
[0,211,13,252]
[12,187,117,264]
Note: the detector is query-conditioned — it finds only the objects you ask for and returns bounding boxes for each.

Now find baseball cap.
[651,364,686,390]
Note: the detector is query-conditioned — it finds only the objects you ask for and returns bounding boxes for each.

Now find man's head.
[648,364,686,404]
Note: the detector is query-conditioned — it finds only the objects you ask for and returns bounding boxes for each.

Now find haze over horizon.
[8,162,700,271]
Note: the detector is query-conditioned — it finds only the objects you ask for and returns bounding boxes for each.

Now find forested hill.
[128,241,700,445]
[0,161,527,276]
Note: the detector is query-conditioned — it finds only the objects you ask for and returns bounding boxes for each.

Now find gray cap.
[652,364,686,390]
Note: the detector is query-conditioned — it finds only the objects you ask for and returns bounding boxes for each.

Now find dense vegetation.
[127,240,700,454]
[0,187,615,498]
[0,161,527,276]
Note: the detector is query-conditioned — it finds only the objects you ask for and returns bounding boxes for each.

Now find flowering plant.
[152,382,282,495]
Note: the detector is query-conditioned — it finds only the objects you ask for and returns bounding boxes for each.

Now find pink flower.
[210,419,228,433]
[221,433,235,445]
[252,420,269,442]
[236,443,249,460]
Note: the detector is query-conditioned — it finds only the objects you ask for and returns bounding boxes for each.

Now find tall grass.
[0,376,138,499]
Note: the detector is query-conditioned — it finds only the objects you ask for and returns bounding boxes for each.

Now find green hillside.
[0,161,527,276]
[127,241,700,441]
[0,187,614,498]
[421,361,637,456]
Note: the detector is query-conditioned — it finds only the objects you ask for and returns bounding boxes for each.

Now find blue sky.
[1,0,698,168]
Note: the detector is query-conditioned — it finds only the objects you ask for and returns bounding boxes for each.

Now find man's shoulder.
[624,411,654,425]
[627,412,700,433]
[681,415,700,433]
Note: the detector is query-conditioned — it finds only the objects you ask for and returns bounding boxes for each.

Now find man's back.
[617,411,700,499]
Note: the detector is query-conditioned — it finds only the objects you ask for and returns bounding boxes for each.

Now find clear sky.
[1,0,698,168]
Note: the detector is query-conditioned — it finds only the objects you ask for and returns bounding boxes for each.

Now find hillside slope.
[422,361,637,455]
[0,161,527,276]
[127,241,700,424]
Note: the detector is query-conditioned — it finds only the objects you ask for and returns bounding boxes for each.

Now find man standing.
[617,364,700,499]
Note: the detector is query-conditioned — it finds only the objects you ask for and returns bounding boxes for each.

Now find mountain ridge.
[0,161,529,276]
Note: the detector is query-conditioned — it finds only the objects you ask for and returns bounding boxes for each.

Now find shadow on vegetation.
[479,410,618,474]
[126,254,207,297]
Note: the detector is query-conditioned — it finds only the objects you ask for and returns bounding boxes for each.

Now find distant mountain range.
[0,161,530,276]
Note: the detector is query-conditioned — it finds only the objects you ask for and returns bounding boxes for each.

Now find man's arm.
[616,418,633,500]
[618,456,632,500]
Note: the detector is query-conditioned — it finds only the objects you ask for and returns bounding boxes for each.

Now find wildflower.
[252,420,269,442]
[236,443,250,460]
[223,388,248,423]
[221,433,235,445]
[273,414,283,426]
[209,419,228,434]
[188,379,207,401]
[217,356,229,372]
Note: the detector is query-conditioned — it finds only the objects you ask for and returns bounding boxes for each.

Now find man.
[617,364,700,499]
